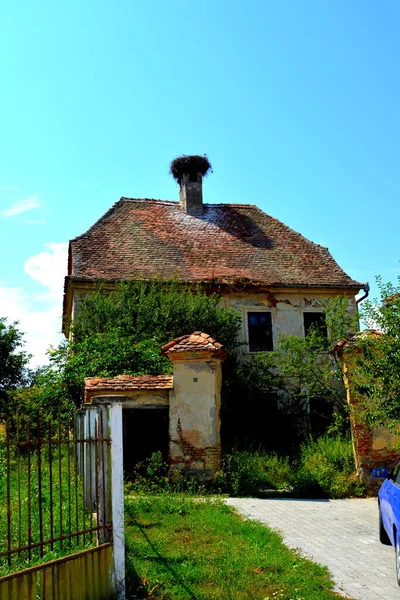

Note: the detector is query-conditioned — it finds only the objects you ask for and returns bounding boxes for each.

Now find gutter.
[356,283,370,306]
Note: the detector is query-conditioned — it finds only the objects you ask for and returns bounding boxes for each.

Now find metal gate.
[0,405,124,599]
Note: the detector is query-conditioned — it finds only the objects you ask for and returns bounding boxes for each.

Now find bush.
[221,436,365,498]
[125,452,208,496]
[126,438,365,499]
[294,435,365,498]
[221,449,294,496]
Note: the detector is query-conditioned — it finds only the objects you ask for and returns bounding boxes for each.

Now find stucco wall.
[85,388,169,408]
[221,289,357,353]
[69,286,357,343]
[169,358,222,474]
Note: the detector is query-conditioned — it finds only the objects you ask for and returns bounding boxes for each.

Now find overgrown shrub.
[217,450,293,496]
[125,452,208,496]
[294,435,365,498]
[219,436,364,498]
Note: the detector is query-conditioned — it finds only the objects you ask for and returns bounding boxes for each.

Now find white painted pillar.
[109,402,125,600]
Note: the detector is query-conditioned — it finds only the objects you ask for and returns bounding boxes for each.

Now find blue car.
[375,462,400,585]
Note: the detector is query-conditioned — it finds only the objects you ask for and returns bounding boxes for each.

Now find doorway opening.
[123,407,169,477]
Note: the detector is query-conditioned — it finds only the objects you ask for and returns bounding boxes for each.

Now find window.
[247,312,273,352]
[303,312,328,339]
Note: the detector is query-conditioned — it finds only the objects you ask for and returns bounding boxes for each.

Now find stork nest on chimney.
[170,155,212,183]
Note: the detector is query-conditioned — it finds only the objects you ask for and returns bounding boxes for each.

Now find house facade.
[64,155,365,476]
[63,156,363,351]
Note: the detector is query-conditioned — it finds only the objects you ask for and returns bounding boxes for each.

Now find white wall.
[221,290,357,353]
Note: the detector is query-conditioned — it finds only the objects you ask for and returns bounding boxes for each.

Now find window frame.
[245,309,274,353]
[302,310,328,340]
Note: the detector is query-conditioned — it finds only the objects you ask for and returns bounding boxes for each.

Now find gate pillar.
[161,332,227,480]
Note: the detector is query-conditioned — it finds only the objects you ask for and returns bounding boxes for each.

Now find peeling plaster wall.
[221,290,357,353]
[169,359,222,476]
[85,389,169,407]
[69,288,357,342]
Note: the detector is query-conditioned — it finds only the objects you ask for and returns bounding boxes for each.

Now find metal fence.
[0,410,112,573]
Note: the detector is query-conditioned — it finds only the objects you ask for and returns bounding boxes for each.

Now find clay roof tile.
[161,332,224,355]
[68,199,361,288]
[84,374,173,392]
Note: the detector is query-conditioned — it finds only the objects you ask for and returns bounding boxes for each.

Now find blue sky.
[0,1,399,364]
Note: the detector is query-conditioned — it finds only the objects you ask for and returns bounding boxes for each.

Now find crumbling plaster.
[69,286,357,345]
[220,289,357,353]
[169,358,222,475]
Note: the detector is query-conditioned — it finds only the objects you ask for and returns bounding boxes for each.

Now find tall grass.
[0,441,95,576]
[220,450,293,496]
[127,435,364,499]
[222,435,365,498]
[295,435,364,498]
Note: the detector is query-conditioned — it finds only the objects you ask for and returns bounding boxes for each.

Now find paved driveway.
[227,498,398,600]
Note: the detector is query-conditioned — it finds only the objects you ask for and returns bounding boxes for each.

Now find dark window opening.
[123,407,169,477]
[303,312,328,339]
[247,311,273,352]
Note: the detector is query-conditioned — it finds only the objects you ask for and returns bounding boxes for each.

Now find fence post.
[91,399,125,599]
[108,402,125,600]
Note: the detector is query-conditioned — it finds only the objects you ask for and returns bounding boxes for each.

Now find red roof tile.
[85,374,173,392]
[68,199,361,288]
[161,332,223,354]
[334,330,383,354]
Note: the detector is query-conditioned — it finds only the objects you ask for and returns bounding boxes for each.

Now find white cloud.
[1,194,41,218]
[0,243,69,366]
[25,242,68,297]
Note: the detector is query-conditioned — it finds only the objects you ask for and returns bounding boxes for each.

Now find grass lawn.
[125,494,347,600]
[0,448,95,577]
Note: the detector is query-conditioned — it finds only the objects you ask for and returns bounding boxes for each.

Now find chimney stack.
[170,155,212,216]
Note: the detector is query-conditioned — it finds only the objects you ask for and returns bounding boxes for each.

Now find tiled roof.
[85,374,173,392]
[334,330,383,353]
[68,199,361,288]
[161,332,223,355]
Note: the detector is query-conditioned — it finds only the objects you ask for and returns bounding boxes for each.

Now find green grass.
[221,436,365,498]
[125,494,348,600]
[0,446,96,577]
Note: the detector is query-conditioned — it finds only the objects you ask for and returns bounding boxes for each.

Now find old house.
[63,155,363,350]
[64,155,365,476]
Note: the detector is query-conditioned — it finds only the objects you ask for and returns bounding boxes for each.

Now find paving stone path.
[227,497,399,600]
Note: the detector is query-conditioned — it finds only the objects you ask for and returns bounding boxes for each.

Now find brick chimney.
[179,172,204,216]
[170,155,212,217]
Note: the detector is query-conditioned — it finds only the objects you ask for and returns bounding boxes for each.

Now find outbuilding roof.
[85,374,173,395]
[161,332,223,355]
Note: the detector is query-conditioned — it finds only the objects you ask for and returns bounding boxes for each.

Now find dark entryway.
[123,407,169,475]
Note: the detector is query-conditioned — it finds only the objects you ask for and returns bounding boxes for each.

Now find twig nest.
[170,155,212,183]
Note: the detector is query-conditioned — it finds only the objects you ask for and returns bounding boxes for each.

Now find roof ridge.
[120,198,259,209]
[120,197,177,204]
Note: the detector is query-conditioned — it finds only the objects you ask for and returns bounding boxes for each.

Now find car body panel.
[378,458,400,549]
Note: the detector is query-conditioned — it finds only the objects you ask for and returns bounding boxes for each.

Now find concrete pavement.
[227,497,398,600]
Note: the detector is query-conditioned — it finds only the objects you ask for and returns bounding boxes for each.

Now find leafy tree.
[0,318,30,402]
[222,296,359,451]
[356,275,400,429]
[275,297,357,408]
[48,281,242,406]
[71,280,241,349]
